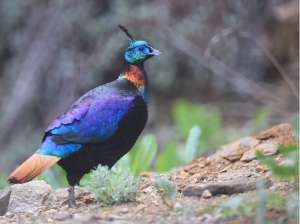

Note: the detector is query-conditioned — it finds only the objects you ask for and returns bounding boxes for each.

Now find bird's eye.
[139,46,144,51]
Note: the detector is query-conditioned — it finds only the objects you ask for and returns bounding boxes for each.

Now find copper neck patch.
[121,63,145,89]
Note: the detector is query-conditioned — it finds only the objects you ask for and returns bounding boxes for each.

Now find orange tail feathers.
[7,153,61,184]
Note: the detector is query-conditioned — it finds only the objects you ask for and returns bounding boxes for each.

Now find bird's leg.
[62,185,79,208]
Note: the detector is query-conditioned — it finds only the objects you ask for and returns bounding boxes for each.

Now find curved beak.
[149,47,162,56]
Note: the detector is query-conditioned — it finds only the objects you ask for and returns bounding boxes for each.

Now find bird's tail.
[7,153,61,184]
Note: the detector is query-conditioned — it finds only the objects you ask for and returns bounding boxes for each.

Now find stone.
[139,172,153,179]
[46,218,54,223]
[241,138,260,149]
[241,141,279,162]
[120,207,129,213]
[43,209,57,214]
[202,190,212,199]
[134,204,146,213]
[54,213,73,221]
[8,180,57,213]
[241,149,257,162]
[198,213,213,222]
[53,186,91,202]
[257,141,279,156]
[0,187,11,216]
[192,174,206,180]
[183,178,273,197]
[221,152,243,162]
[81,195,95,205]
[173,202,182,211]
[220,165,232,173]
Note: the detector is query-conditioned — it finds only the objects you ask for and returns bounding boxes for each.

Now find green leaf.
[278,144,299,158]
[153,174,177,199]
[217,196,244,213]
[271,166,297,179]
[293,116,299,140]
[256,150,298,179]
[155,142,182,172]
[172,99,224,151]
[185,125,201,164]
[112,153,131,174]
[131,134,157,174]
[256,151,278,169]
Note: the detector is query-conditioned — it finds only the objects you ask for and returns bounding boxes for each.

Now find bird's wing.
[45,92,93,133]
[46,91,136,144]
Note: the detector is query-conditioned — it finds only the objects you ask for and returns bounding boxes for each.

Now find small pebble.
[121,207,129,213]
[173,202,182,211]
[202,190,212,199]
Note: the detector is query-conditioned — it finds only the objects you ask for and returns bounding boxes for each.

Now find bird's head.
[119,25,162,64]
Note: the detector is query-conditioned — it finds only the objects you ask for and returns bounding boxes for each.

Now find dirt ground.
[0,123,298,224]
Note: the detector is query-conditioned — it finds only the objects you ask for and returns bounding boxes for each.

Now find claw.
[62,185,79,208]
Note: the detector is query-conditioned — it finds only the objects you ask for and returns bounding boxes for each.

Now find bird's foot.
[61,185,79,208]
[61,198,79,208]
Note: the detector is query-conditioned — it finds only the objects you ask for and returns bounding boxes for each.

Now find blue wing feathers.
[38,89,136,158]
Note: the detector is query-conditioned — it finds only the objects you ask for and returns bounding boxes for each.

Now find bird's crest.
[119,25,136,42]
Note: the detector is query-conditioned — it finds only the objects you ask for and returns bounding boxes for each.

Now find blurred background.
[0,0,298,186]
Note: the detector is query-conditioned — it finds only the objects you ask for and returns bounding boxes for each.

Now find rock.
[120,207,129,213]
[183,178,273,197]
[139,172,153,179]
[257,141,279,156]
[43,209,57,214]
[202,190,212,199]
[8,180,57,213]
[173,202,182,211]
[221,152,243,162]
[192,174,206,180]
[81,195,95,205]
[210,137,251,160]
[240,149,257,162]
[198,213,213,222]
[241,141,279,162]
[55,213,73,221]
[54,186,91,202]
[46,218,54,223]
[241,138,260,149]
[134,204,146,213]
[220,165,232,173]
[0,187,11,216]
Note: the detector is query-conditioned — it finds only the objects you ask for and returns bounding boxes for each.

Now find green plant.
[0,171,10,190]
[153,174,177,207]
[172,99,225,152]
[155,142,181,172]
[113,133,157,175]
[90,165,139,205]
[184,124,201,164]
[255,117,299,223]
[197,192,287,220]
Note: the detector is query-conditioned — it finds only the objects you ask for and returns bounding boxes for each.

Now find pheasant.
[7,25,162,207]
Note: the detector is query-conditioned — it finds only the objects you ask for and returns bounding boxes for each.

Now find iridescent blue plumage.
[37,87,136,158]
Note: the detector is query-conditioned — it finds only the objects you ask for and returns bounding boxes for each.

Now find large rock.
[0,187,11,216]
[8,180,56,213]
[241,141,279,162]
[54,186,91,202]
[183,178,273,197]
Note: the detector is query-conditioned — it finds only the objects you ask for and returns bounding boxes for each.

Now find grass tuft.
[90,165,140,205]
